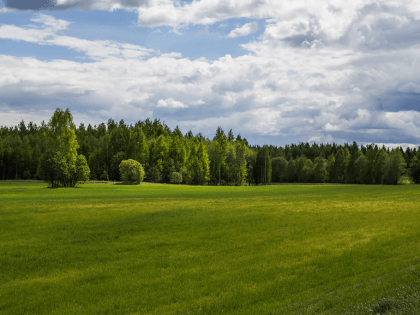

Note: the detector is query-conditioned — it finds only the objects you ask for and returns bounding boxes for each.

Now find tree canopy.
[1,109,418,186]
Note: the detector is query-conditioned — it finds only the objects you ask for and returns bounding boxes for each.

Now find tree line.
[1,108,420,186]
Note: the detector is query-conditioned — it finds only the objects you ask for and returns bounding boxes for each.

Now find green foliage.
[69,154,90,186]
[373,149,388,184]
[354,155,367,184]
[100,170,109,181]
[409,154,420,184]
[110,152,126,181]
[382,149,407,185]
[34,109,90,187]
[119,159,145,184]
[169,172,183,184]
[47,108,79,166]
[255,146,271,184]
[286,159,298,182]
[128,126,148,164]
[312,157,327,183]
[1,112,416,186]
[271,157,288,182]
[37,150,69,188]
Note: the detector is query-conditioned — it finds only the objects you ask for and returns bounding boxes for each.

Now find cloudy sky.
[1,0,420,147]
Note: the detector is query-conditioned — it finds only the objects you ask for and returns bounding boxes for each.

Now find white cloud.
[157,98,188,108]
[227,21,258,38]
[323,123,339,131]
[31,13,71,31]
[0,16,156,60]
[161,52,183,58]
[2,10,420,146]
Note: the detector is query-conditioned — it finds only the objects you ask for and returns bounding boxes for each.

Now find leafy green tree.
[168,135,186,171]
[30,145,42,179]
[346,141,362,183]
[364,144,378,184]
[128,126,148,164]
[295,155,313,183]
[245,149,257,184]
[327,154,336,183]
[186,139,210,185]
[37,150,68,188]
[409,152,420,184]
[285,159,298,182]
[153,135,170,182]
[271,157,288,182]
[211,127,228,184]
[372,149,388,184]
[332,148,349,183]
[119,159,145,184]
[225,142,237,184]
[110,119,130,155]
[382,149,407,185]
[0,137,4,179]
[255,147,271,184]
[234,140,248,185]
[11,139,24,179]
[354,155,367,184]
[68,155,90,186]
[111,152,126,181]
[47,108,79,169]
[298,158,313,183]
[312,157,327,183]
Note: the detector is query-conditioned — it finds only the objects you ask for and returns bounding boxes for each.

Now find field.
[1,182,420,314]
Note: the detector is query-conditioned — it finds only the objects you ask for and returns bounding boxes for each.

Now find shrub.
[119,159,145,184]
[100,170,109,181]
[170,172,183,184]
[23,170,31,180]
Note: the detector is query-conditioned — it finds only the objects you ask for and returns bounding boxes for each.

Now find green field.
[1,182,420,314]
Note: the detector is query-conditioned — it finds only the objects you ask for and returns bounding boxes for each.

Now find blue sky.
[1,0,420,148]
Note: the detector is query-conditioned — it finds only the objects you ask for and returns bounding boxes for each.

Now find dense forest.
[1,108,420,185]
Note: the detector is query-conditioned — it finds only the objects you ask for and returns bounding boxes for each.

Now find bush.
[119,159,145,184]
[170,172,183,184]
[23,170,31,180]
[100,170,109,181]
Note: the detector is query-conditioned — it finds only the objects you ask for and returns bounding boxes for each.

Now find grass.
[0,182,420,314]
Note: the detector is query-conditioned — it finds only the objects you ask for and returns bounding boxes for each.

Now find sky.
[1,0,420,148]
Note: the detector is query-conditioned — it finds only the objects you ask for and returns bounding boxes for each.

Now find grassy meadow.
[1,182,420,314]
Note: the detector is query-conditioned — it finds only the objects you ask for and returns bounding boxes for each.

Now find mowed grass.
[1,182,420,314]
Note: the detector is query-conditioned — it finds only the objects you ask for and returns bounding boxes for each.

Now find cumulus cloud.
[157,98,188,108]
[227,21,258,38]
[2,8,420,146]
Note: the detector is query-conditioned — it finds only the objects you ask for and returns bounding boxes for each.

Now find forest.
[1,108,420,185]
